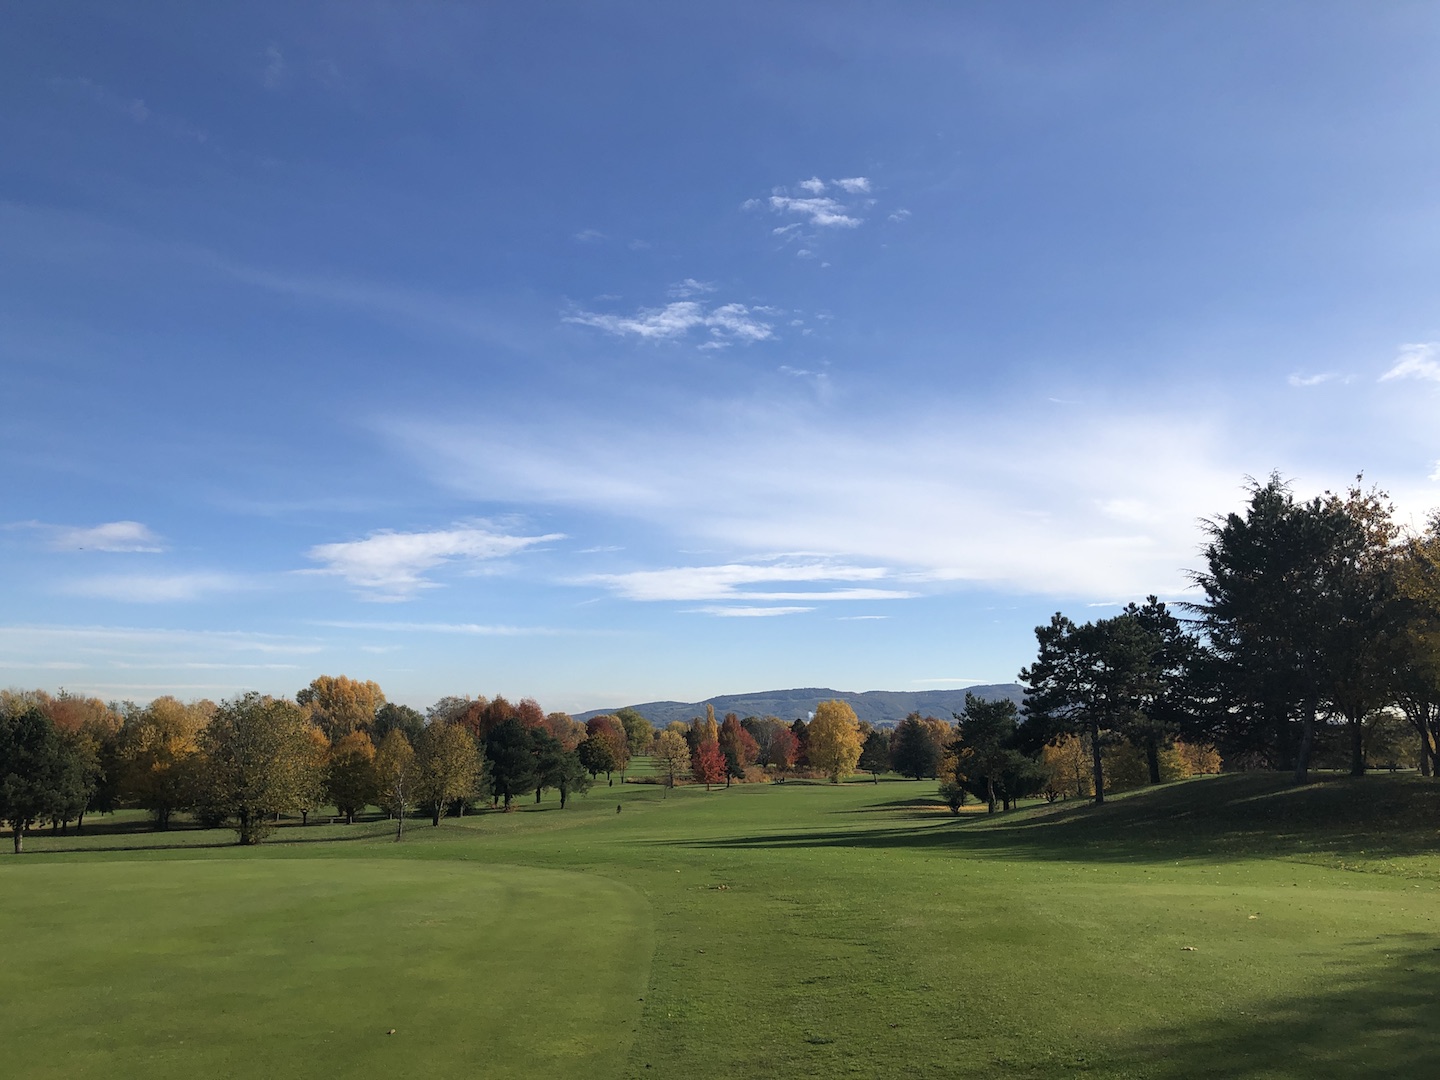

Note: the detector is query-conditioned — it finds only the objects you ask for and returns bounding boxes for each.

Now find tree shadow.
[666,774,1440,866]
[1096,938,1440,1078]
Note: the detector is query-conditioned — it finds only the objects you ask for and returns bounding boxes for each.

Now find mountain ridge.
[575,684,1025,727]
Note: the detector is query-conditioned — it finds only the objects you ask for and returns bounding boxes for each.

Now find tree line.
[0,679,656,850]
[1019,475,1440,802]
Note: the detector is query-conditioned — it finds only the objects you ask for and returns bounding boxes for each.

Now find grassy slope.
[8,773,1440,1079]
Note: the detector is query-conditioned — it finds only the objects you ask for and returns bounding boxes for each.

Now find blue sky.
[4,2,1440,713]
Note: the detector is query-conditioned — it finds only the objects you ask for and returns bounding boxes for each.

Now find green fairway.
[2,859,652,1080]
[8,774,1440,1079]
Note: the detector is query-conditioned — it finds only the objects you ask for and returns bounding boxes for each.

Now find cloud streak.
[306,524,563,598]
[565,299,774,347]
[1381,342,1440,383]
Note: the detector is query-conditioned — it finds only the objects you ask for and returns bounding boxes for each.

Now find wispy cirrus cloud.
[312,619,566,635]
[1381,342,1440,383]
[8,520,167,552]
[306,524,563,599]
[60,572,249,603]
[581,560,912,607]
[690,605,816,617]
[1287,372,1339,388]
[564,296,774,348]
[744,176,885,258]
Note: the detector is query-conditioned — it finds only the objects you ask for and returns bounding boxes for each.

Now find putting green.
[2,858,652,1080]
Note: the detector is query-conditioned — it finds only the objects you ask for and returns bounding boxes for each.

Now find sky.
[4,2,1440,714]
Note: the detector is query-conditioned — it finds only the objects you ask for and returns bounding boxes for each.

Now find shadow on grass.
[668,773,1440,866]
[1099,938,1440,1077]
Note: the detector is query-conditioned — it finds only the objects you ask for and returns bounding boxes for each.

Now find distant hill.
[575,684,1025,728]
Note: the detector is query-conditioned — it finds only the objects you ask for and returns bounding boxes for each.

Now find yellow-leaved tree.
[808,699,862,783]
[119,696,214,830]
[297,675,385,741]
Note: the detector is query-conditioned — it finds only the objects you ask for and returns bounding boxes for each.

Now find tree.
[691,741,727,791]
[1391,512,1440,775]
[414,722,483,825]
[578,731,618,780]
[768,726,798,780]
[1190,474,1400,782]
[297,725,330,825]
[0,704,86,852]
[200,693,321,845]
[954,692,1023,814]
[296,675,385,741]
[652,730,691,791]
[374,702,426,746]
[373,729,416,839]
[485,718,538,810]
[584,716,629,784]
[117,696,210,830]
[858,729,890,783]
[615,707,654,756]
[326,731,378,824]
[890,714,941,780]
[1020,611,1161,805]
[718,715,758,787]
[808,700,862,783]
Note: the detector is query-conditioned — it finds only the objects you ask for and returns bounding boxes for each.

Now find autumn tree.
[116,696,210,830]
[297,675,385,741]
[691,740,727,791]
[326,731,378,824]
[652,730,691,790]
[1391,512,1440,774]
[373,729,416,839]
[297,725,330,825]
[584,716,629,785]
[414,721,483,825]
[808,700,862,783]
[578,730,618,780]
[768,726,798,780]
[718,714,759,787]
[200,693,322,845]
[544,711,586,751]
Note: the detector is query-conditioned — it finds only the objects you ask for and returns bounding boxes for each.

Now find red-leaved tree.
[691,741,727,791]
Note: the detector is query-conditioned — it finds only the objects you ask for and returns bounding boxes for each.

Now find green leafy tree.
[373,702,426,746]
[414,721,483,825]
[1020,612,1160,805]
[578,732,618,780]
[953,692,1024,813]
[0,704,86,852]
[890,714,941,779]
[485,718,538,810]
[858,729,890,783]
[199,693,321,845]
[615,707,654,757]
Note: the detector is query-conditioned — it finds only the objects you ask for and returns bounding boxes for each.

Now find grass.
[7,772,1440,1078]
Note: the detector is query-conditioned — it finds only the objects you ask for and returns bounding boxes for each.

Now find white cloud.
[1381,342,1440,382]
[565,299,774,346]
[668,278,716,298]
[1430,461,1440,482]
[388,400,1276,602]
[798,177,827,194]
[767,195,862,228]
[573,228,605,243]
[49,521,167,552]
[692,606,815,617]
[580,560,909,603]
[888,208,911,222]
[312,619,565,635]
[833,177,871,194]
[61,572,247,603]
[306,524,563,598]
[1288,372,1338,387]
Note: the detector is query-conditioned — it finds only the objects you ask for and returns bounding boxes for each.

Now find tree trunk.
[535,787,542,803]
[1349,714,1366,777]
[1293,701,1317,784]
[1090,722,1105,805]
[432,806,441,826]
[301,810,309,826]
[986,777,997,815]
[12,825,22,853]
[559,786,568,809]
[1146,738,1161,785]
[346,809,354,825]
